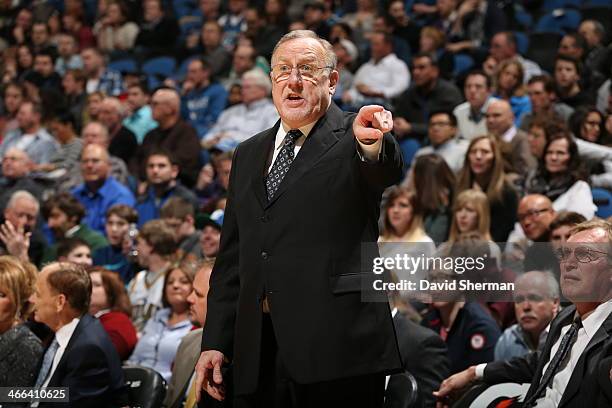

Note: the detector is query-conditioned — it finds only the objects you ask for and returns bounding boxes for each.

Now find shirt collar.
[580,299,612,341]
[65,224,81,238]
[55,317,80,349]
[274,119,318,151]
[501,125,517,143]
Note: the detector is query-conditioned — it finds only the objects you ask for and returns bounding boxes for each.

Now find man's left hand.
[353,105,393,145]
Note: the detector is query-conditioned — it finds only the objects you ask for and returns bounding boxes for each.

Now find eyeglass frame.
[270,64,335,82]
[554,245,610,263]
[517,207,552,223]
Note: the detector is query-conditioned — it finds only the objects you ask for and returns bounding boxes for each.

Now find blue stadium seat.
[143,56,177,90]
[592,188,612,218]
[108,58,138,74]
[179,16,201,39]
[513,32,529,56]
[542,0,582,11]
[453,53,474,76]
[514,9,534,29]
[585,0,612,6]
[174,56,198,81]
[535,9,582,34]
[173,0,197,19]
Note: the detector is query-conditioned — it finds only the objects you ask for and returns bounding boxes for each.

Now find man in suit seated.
[29,262,127,407]
[164,259,215,408]
[434,219,612,407]
[386,291,449,408]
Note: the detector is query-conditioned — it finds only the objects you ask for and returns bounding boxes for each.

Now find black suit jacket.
[483,304,612,407]
[201,103,404,395]
[387,312,449,408]
[40,314,128,407]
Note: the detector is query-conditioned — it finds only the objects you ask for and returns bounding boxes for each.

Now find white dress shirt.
[348,53,410,100]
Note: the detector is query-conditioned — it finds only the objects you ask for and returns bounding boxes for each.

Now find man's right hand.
[433,365,477,408]
[195,350,226,402]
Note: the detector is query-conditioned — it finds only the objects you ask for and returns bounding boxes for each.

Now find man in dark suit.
[387,294,449,408]
[195,30,404,407]
[29,262,127,407]
[434,219,612,407]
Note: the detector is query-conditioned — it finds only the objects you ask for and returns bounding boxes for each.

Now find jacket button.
[260,215,269,222]
[261,251,268,259]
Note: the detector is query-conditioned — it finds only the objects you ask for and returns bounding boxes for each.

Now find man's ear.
[56,293,67,313]
[185,214,195,226]
[171,164,179,179]
[329,69,339,95]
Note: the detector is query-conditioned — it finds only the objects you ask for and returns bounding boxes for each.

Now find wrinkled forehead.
[272,38,326,65]
[567,228,609,244]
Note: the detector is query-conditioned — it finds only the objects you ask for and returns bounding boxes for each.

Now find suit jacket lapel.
[525,306,575,400]
[250,124,278,210]
[171,332,202,408]
[265,104,344,209]
[559,310,612,407]
[47,315,89,386]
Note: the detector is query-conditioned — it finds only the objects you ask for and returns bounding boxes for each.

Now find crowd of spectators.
[0,0,611,406]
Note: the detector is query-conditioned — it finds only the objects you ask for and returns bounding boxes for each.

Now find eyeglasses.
[517,208,551,222]
[271,64,333,82]
[554,246,610,263]
[514,294,545,303]
[429,121,452,128]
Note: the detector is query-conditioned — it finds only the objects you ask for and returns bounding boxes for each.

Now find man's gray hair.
[517,270,560,300]
[271,30,337,70]
[6,190,39,214]
[242,69,272,95]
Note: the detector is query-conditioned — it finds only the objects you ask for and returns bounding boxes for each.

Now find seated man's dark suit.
[387,311,449,408]
[201,103,404,402]
[40,314,128,407]
[482,304,612,407]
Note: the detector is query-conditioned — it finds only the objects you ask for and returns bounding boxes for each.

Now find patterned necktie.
[523,316,582,407]
[34,337,59,387]
[266,129,302,200]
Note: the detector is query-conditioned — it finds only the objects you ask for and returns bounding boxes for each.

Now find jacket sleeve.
[356,131,404,195]
[483,350,540,385]
[200,147,241,359]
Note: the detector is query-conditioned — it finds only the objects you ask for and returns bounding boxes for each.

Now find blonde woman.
[444,189,501,267]
[492,59,531,124]
[0,256,43,386]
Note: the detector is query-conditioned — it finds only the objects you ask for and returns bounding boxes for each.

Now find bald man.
[514,194,561,276]
[98,97,138,165]
[486,99,536,176]
[71,144,135,235]
[135,88,201,188]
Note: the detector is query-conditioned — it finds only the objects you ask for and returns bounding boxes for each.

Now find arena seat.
[592,188,612,218]
[123,365,167,408]
[535,9,582,34]
[384,370,419,408]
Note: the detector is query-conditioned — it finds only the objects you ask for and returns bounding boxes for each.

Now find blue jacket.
[135,183,198,227]
[71,177,135,235]
[181,83,228,138]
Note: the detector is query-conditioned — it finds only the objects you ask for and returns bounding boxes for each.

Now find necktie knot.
[285,129,302,144]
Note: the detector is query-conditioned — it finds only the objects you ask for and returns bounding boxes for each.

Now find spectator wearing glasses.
[413,110,468,174]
